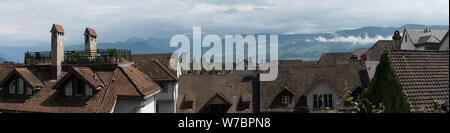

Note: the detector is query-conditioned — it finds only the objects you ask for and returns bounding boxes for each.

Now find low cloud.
[314,34,391,45]
[0,0,448,46]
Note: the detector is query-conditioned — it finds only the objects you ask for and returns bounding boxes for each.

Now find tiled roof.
[14,67,44,88]
[389,50,449,112]
[352,48,369,60]
[0,64,16,83]
[405,28,448,45]
[177,74,256,113]
[363,40,393,61]
[85,27,97,37]
[119,66,162,98]
[51,24,64,33]
[0,65,161,113]
[72,67,103,88]
[131,53,177,81]
[417,35,441,44]
[259,61,367,112]
[318,52,360,65]
[0,67,44,89]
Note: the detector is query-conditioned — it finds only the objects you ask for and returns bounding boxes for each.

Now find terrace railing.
[24,49,131,65]
[24,51,52,64]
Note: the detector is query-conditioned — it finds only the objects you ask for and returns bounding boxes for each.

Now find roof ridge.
[390,49,449,52]
[95,68,118,113]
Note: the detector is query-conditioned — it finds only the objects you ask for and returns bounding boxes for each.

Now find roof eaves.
[153,59,178,80]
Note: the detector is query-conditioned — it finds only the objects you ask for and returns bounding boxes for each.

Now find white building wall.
[173,82,178,113]
[156,82,174,100]
[112,97,156,113]
[400,32,416,50]
[139,97,156,113]
[155,82,177,113]
[306,82,341,113]
[113,99,142,113]
[157,101,174,113]
[440,35,449,51]
[155,60,180,113]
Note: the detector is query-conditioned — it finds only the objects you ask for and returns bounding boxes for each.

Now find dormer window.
[313,94,333,109]
[279,87,294,105]
[53,67,102,98]
[0,68,43,96]
[281,95,291,104]
[74,78,85,96]
[64,76,93,97]
[8,78,33,95]
[181,101,193,109]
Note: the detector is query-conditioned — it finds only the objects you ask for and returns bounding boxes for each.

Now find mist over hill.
[1,24,448,63]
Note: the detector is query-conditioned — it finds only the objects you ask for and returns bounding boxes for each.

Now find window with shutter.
[26,84,32,95]
[313,95,318,108]
[65,80,73,96]
[17,78,24,94]
[9,80,16,94]
[328,94,333,109]
[318,95,322,108]
[85,83,92,96]
[281,95,291,104]
[73,78,85,96]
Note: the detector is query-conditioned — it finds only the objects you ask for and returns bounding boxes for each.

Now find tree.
[360,49,410,113]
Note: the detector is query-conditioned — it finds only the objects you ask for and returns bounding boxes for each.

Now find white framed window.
[281,95,291,104]
[65,81,73,96]
[9,79,16,94]
[8,78,32,95]
[26,85,32,95]
[73,78,85,96]
[65,77,93,97]
[313,94,333,109]
[17,78,24,94]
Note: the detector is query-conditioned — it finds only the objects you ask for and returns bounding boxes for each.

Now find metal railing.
[24,51,52,64]
[24,49,131,65]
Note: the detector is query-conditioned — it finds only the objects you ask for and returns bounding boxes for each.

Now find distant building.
[362,27,449,80]
[397,28,449,50]
[317,52,362,65]
[131,53,180,113]
[361,40,394,79]
[0,24,162,113]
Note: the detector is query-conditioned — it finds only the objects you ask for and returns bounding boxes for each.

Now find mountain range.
[0,24,448,63]
[0,56,8,63]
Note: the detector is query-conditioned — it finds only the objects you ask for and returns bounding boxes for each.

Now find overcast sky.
[0,0,448,46]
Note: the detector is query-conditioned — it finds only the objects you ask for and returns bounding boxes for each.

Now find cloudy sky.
[0,0,448,46]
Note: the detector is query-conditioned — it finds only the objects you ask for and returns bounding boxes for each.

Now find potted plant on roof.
[66,50,78,64]
[107,48,118,64]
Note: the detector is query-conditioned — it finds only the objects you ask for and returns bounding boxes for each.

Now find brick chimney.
[50,24,64,78]
[392,30,402,50]
[84,27,97,52]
